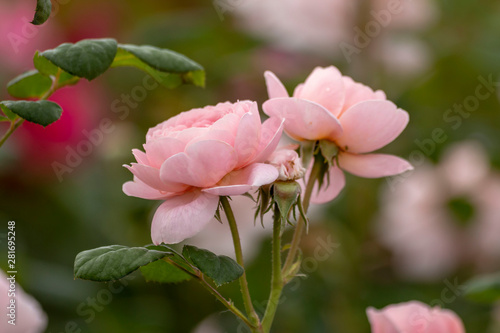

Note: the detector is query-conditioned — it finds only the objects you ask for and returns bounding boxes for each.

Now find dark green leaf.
[74,245,171,282]
[112,44,205,88]
[41,38,118,80]
[140,259,192,283]
[7,70,52,98]
[464,273,500,303]
[182,245,243,287]
[0,100,62,127]
[31,0,51,25]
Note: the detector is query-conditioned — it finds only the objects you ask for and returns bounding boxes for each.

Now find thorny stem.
[261,204,283,331]
[281,155,323,276]
[164,257,255,329]
[220,196,263,332]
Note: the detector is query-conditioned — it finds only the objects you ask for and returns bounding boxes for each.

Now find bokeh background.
[1,0,500,332]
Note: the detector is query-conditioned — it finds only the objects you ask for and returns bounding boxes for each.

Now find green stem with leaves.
[281,156,323,277]
[220,196,263,332]
[0,69,62,149]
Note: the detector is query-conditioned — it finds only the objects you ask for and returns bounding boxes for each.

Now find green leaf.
[140,259,192,283]
[31,0,51,25]
[182,245,243,287]
[0,100,62,127]
[0,104,17,121]
[112,44,205,88]
[464,273,500,303]
[34,51,59,76]
[7,70,52,98]
[0,115,9,122]
[74,245,170,282]
[41,38,118,80]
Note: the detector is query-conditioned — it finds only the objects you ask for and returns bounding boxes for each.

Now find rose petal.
[203,163,279,196]
[124,163,189,193]
[336,100,409,154]
[338,153,413,178]
[294,66,345,117]
[340,76,386,116]
[122,177,176,200]
[427,308,466,333]
[264,71,289,99]
[234,110,262,166]
[160,140,237,188]
[310,165,346,204]
[250,117,285,164]
[263,98,343,141]
[132,149,150,165]
[143,137,185,168]
[151,190,220,244]
[366,307,400,333]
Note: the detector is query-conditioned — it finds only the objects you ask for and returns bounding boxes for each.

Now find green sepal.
[273,181,301,223]
[319,140,339,168]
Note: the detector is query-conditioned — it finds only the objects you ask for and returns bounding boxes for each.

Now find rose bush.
[367,301,466,333]
[263,66,412,202]
[123,101,283,244]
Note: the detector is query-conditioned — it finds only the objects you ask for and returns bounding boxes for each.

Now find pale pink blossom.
[233,0,356,57]
[1,270,47,333]
[376,141,500,281]
[268,146,306,181]
[263,66,412,203]
[367,301,465,333]
[123,101,284,244]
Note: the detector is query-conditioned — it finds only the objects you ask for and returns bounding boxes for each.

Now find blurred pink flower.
[367,301,465,333]
[123,101,284,244]
[233,0,439,60]
[233,0,356,57]
[1,270,47,333]
[0,1,63,74]
[376,141,500,281]
[13,82,103,176]
[263,66,412,203]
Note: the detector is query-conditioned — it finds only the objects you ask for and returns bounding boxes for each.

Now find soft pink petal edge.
[151,191,220,244]
[203,163,279,196]
[338,153,413,178]
[309,165,346,204]
[366,307,401,333]
[264,71,289,99]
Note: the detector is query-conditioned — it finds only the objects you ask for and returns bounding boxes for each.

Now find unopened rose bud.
[268,148,306,181]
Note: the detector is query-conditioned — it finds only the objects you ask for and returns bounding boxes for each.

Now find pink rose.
[1,270,47,333]
[267,146,306,181]
[367,301,466,333]
[123,101,283,244]
[263,66,412,203]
